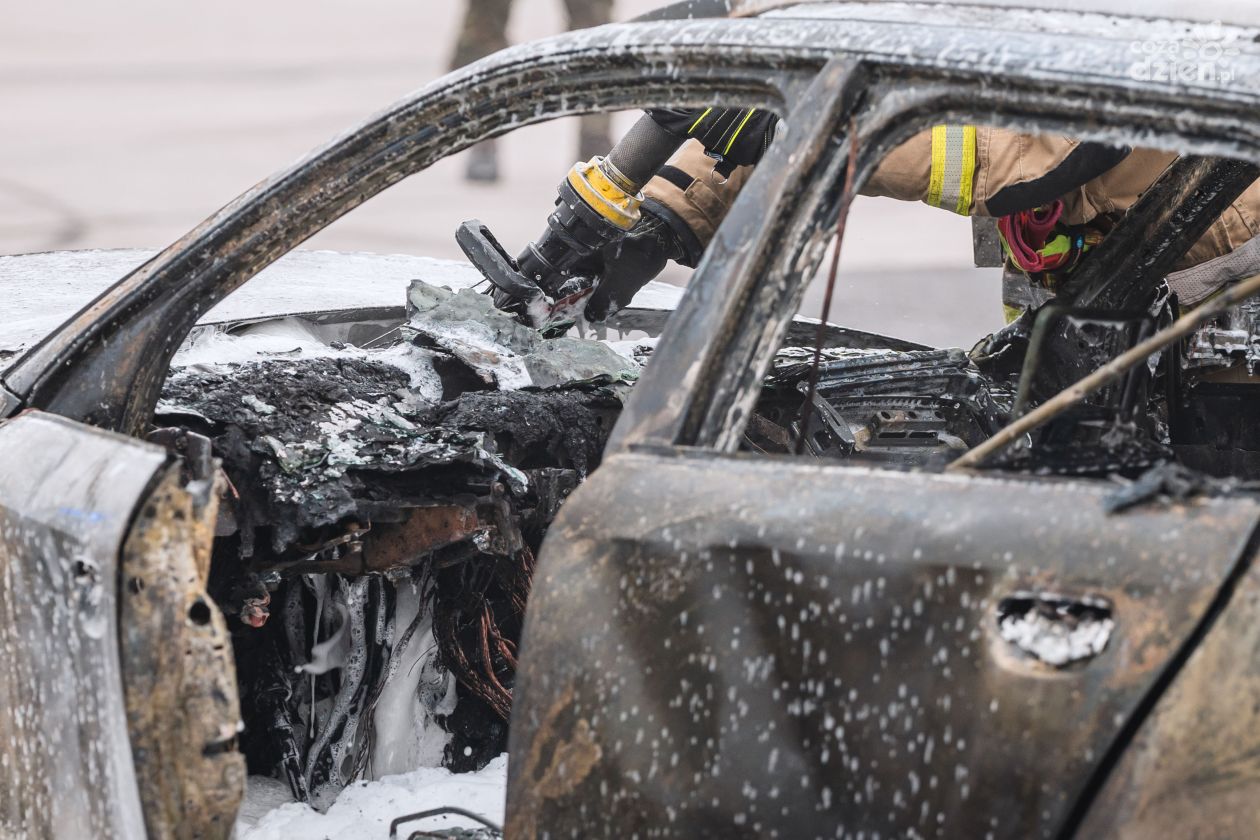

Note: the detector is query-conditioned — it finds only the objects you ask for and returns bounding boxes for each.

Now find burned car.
[5,0,1260,838]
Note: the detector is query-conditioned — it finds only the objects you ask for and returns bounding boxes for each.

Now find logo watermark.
[1129,22,1240,85]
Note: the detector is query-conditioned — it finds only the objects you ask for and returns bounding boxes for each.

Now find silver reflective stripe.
[1168,234,1260,306]
[938,125,971,214]
[927,125,978,215]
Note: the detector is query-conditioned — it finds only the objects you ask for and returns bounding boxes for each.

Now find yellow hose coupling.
[565,157,644,231]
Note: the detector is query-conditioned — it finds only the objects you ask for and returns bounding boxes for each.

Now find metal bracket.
[972,216,1005,268]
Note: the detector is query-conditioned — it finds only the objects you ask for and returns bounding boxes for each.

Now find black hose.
[604,114,687,191]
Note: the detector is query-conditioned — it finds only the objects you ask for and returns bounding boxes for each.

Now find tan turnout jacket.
[644,127,1260,305]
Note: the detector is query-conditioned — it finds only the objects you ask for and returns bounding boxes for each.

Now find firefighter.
[580,110,1260,321]
[450,0,615,182]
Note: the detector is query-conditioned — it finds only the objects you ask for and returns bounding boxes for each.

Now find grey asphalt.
[0,0,1004,349]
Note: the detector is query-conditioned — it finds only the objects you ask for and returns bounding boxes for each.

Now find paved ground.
[0,0,1004,348]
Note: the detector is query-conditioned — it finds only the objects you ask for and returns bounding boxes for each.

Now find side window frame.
[608,56,1260,456]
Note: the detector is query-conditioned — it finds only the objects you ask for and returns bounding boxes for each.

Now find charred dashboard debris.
[749,347,1013,464]
[157,281,633,807]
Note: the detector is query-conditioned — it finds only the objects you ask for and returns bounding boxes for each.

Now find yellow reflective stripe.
[927,124,978,215]
[688,107,713,134]
[723,108,757,156]
[927,124,949,209]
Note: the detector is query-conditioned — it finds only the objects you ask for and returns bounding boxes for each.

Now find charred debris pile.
[157,282,637,807]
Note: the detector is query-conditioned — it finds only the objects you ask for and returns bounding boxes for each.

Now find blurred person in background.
[450,0,614,182]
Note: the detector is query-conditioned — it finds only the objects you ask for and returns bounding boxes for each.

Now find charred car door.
[509,25,1260,840]
[0,413,241,838]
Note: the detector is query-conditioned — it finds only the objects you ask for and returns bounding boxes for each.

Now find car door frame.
[607,32,1260,457]
[507,14,1260,839]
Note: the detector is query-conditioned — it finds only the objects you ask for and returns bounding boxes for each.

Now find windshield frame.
[0,18,823,435]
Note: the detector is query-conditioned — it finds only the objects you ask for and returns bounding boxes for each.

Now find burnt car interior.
[148,122,1260,816]
[5,8,1260,834]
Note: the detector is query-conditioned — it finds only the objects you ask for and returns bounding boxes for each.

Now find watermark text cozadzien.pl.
[1128,22,1242,85]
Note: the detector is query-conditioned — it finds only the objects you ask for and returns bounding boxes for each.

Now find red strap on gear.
[997,200,1065,273]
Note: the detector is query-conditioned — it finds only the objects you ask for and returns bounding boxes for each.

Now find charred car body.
[4,0,1260,838]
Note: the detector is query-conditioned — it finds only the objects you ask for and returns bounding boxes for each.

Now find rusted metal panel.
[0,412,166,839]
[119,463,245,839]
[1075,537,1260,837]
[363,505,485,572]
[508,451,1260,838]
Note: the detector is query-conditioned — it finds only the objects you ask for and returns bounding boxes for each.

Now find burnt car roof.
[748,0,1260,26]
[645,0,1260,27]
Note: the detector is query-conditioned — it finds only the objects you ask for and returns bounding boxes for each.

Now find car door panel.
[508,450,1260,838]
[0,413,168,838]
